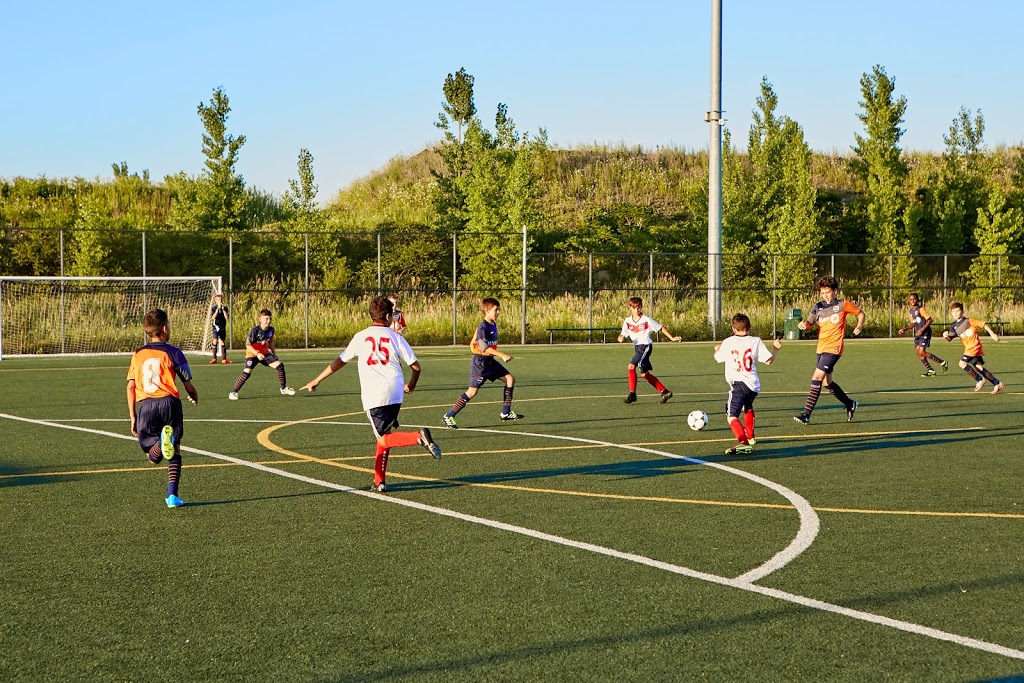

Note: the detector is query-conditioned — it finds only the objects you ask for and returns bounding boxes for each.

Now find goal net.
[0,276,222,359]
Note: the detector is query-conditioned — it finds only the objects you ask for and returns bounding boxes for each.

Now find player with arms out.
[301,296,441,493]
[229,309,295,399]
[209,293,232,364]
[714,313,781,454]
[126,308,199,508]
[617,296,681,404]
[942,302,1004,394]
[388,295,407,336]
[897,292,946,376]
[794,276,865,425]
[442,297,521,428]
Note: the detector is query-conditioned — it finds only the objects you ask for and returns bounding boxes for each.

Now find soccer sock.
[963,365,981,381]
[628,369,638,393]
[167,455,181,496]
[744,410,755,440]
[803,380,823,415]
[447,393,470,418]
[233,371,250,392]
[276,364,287,389]
[827,381,853,409]
[502,386,514,415]
[928,352,945,364]
[147,443,163,465]
[920,357,933,371]
[644,374,667,392]
[378,432,421,449]
[373,445,390,485]
[729,419,749,445]
[980,368,1000,385]
[220,342,228,361]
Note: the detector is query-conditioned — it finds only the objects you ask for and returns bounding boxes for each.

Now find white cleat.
[228,392,239,400]
[280,387,296,396]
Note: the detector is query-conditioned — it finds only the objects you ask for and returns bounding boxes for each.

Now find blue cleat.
[166,494,184,508]
[160,425,175,461]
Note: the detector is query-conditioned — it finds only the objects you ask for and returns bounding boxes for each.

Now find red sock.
[644,373,666,392]
[628,368,638,392]
[729,420,749,444]
[744,410,755,440]
[374,445,390,486]
[379,431,421,449]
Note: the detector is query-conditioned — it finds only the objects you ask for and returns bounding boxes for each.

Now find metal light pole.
[706,0,723,334]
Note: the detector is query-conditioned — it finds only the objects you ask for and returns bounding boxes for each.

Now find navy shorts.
[725,382,757,418]
[469,358,509,388]
[212,325,227,341]
[914,335,931,348]
[630,344,654,372]
[367,403,402,438]
[815,352,842,373]
[961,354,984,367]
[244,353,279,369]
[136,395,183,453]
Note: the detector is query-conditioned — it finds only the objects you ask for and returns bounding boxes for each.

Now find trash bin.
[783,308,802,340]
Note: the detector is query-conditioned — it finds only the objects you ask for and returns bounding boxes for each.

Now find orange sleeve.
[918,306,932,320]
[844,300,862,315]
[969,318,986,330]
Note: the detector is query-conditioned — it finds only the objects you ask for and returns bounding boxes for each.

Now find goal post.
[0,276,222,360]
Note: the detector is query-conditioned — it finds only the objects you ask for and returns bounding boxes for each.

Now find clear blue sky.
[3,0,1022,201]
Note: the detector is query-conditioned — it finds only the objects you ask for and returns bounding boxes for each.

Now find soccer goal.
[0,276,222,360]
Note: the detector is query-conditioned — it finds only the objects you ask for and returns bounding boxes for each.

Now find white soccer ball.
[687,410,709,431]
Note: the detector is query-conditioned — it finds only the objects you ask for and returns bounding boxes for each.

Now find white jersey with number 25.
[713,335,774,392]
[340,325,418,410]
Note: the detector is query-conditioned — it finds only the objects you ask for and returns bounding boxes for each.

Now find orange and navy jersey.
[948,317,987,357]
[805,299,861,355]
[909,304,933,337]
[470,319,499,355]
[127,342,192,400]
[245,324,275,358]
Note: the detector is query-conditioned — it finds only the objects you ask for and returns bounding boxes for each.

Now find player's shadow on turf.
[0,471,78,488]
[184,490,344,507]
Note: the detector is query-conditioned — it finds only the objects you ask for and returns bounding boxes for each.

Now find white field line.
[2,411,1022,661]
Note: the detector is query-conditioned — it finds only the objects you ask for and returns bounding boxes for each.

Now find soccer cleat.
[370,482,387,493]
[659,389,673,404]
[921,369,936,377]
[500,411,523,421]
[939,360,948,373]
[228,391,239,400]
[222,359,233,364]
[280,387,296,396]
[442,414,459,429]
[747,437,757,445]
[165,494,184,508]
[847,401,858,422]
[209,357,218,364]
[992,382,1005,395]
[725,444,753,455]
[159,425,175,461]
[975,378,986,392]
[419,427,442,460]
[793,413,811,425]
[623,392,638,404]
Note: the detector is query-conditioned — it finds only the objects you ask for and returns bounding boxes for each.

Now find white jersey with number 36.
[713,335,773,392]
[340,325,417,410]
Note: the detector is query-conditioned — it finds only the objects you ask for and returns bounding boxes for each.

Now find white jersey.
[713,334,774,392]
[340,325,418,410]
[620,315,662,346]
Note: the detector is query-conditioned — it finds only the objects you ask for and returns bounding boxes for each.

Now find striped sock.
[167,456,181,496]
[628,369,637,392]
[981,368,1000,385]
[928,352,944,364]
[803,380,823,415]
[827,381,853,409]
[502,386,514,415]
[447,393,470,418]
[276,364,287,389]
[147,443,162,465]
[920,357,933,371]
[233,371,250,392]
[743,410,755,440]
[963,365,981,381]
[644,374,667,392]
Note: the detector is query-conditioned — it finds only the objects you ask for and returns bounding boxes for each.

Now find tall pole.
[521,225,527,345]
[706,0,723,333]
[304,231,310,349]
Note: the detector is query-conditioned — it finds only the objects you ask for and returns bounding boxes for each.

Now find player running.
[617,296,681,404]
[942,302,1005,394]
[896,292,947,377]
[714,314,781,454]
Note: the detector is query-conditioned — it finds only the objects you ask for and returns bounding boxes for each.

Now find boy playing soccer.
[229,309,295,399]
[300,296,441,492]
[793,276,865,425]
[388,295,407,336]
[442,297,522,428]
[209,293,232,364]
[897,292,947,376]
[714,314,782,454]
[617,296,681,404]
[126,308,199,508]
[942,302,1005,394]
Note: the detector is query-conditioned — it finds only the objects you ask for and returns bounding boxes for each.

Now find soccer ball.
[687,410,709,431]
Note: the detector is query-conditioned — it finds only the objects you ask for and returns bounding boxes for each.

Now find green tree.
[934,108,987,253]
[432,69,477,233]
[968,187,1024,302]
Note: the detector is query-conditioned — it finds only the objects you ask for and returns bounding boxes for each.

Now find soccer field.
[2,339,1023,681]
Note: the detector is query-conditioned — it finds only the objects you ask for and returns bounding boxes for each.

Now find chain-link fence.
[3,227,1021,346]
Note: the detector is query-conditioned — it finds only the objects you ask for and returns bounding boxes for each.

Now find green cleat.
[160,425,175,461]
